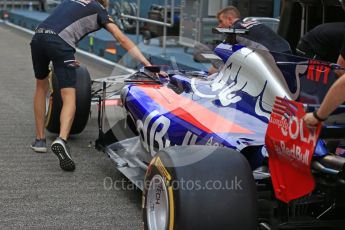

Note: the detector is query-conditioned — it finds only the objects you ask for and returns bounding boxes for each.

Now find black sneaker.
[51,137,75,171]
[30,139,47,153]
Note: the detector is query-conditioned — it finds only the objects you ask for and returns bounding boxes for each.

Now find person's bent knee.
[60,87,76,100]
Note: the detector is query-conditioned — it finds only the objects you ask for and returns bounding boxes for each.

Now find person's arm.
[105,23,151,66]
[303,73,345,126]
[208,65,219,75]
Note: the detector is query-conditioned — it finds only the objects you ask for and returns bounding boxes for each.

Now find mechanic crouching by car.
[208,6,292,74]
[30,0,151,171]
[296,22,345,76]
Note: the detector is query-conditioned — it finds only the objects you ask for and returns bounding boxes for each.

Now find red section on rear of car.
[265,97,321,203]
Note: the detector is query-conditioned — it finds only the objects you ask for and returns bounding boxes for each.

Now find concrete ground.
[0,23,142,229]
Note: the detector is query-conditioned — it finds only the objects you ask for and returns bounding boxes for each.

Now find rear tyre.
[45,66,91,135]
[143,146,257,230]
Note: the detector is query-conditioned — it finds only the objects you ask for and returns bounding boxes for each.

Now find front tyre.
[143,146,257,230]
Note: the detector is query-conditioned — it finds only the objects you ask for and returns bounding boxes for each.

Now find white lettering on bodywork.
[191,48,301,119]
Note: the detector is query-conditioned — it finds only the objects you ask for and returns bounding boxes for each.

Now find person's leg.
[51,86,76,171]
[30,34,50,153]
[50,60,78,171]
[48,36,78,141]
[51,84,77,171]
[48,34,78,171]
[59,87,76,140]
[34,78,49,140]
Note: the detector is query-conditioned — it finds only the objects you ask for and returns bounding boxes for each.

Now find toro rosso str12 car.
[46,30,345,229]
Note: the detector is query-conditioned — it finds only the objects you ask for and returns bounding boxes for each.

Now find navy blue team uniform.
[296,22,345,63]
[30,0,114,88]
[232,19,291,54]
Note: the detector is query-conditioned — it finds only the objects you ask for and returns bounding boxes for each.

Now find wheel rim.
[44,73,54,127]
[45,91,52,117]
[147,175,169,230]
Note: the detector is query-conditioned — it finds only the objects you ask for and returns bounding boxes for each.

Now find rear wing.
[212,28,248,34]
[212,27,248,45]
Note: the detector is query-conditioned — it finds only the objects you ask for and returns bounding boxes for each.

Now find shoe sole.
[30,146,47,153]
[51,143,75,171]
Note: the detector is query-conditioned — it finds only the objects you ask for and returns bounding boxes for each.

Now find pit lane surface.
[0,23,142,229]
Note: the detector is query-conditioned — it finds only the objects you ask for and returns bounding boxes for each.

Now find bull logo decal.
[191,48,301,120]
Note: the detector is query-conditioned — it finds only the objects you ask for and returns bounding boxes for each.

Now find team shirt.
[37,0,114,48]
[301,22,345,62]
[232,19,291,54]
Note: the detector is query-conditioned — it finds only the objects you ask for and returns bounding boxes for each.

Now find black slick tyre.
[45,66,91,135]
[143,145,257,230]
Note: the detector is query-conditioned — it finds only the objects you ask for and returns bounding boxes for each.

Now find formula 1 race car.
[46,31,345,229]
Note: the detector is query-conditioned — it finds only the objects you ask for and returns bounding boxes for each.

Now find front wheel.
[45,66,91,135]
[143,146,257,230]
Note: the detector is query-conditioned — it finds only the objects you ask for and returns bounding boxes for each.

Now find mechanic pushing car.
[209,6,291,74]
[30,0,151,171]
[296,22,345,76]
